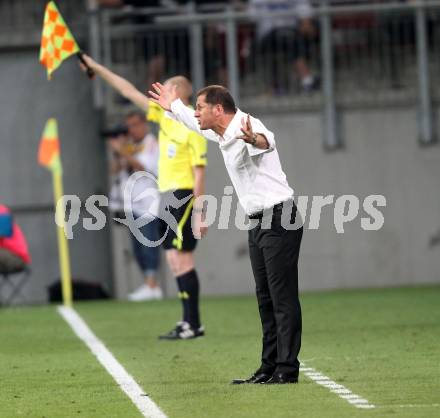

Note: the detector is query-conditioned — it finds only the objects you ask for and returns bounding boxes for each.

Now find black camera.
[101,124,128,139]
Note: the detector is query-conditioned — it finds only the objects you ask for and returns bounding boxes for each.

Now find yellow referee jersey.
[147,101,207,193]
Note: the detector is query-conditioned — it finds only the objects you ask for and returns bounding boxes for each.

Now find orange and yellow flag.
[39,1,79,79]
[38,118,63,175]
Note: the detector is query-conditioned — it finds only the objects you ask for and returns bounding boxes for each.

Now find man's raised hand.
[236,114,254,143]
[148,82,178,111]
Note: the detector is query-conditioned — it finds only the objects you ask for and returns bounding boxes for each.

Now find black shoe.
[231,371,273,385]
[158,321,205,340]
[262,372,298,384]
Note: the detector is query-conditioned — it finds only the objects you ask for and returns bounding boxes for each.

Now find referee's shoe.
[159,321,205,340]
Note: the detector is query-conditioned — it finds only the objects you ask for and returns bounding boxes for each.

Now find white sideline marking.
[382,404,440,409]
[300,363,375,409]
[58,306,167,418]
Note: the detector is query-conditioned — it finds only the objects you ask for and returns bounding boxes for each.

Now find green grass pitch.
[1,286,439,418]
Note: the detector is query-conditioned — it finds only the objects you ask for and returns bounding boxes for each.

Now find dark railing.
[1,0,438,146]
[96,1,439,147]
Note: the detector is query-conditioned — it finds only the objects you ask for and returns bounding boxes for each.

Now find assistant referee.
[80,56,208,340]
[148,79,207,340]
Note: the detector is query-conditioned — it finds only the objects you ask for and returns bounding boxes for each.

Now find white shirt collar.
[222,109,244,141]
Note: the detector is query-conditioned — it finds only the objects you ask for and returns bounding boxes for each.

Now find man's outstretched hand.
[148,82,177,112]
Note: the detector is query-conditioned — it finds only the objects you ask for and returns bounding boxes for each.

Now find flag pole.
[76,51,95,79]
[52,167,73,307]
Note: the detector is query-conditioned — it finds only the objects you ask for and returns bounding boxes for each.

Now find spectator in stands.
[196,1,249,85]
[108,111,163,301]
[98,0,247,87]
[0,205,31,275]
[249,0,319,94]
[97,0,185,88]
[176,1,250,86]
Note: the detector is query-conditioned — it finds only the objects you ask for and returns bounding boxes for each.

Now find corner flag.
[38,118,62,175]
[38,118,72,307]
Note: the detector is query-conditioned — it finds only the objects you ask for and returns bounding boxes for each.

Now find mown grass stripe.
[58,306,167,418]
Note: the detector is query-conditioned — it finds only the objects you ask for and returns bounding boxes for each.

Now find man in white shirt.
[109,111,163,301]
[149,83,303,384]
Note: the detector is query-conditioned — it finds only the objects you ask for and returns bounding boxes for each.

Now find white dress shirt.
[120,133,160,219]
[169,99,294,215]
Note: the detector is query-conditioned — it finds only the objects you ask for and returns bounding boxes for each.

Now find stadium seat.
[0,210,31,306]
[0,266,31,306]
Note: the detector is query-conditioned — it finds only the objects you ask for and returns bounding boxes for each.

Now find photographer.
[107,112,163,301]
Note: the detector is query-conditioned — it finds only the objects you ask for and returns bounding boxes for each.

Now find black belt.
[248,200,291,220]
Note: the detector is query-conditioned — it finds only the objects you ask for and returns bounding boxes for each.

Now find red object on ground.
[0,204,31,264]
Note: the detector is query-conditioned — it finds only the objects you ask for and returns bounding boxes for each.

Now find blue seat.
[0,213,13,238]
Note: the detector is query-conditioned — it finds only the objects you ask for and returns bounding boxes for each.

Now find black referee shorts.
[159,189,197,252]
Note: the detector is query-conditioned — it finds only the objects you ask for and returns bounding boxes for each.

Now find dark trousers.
[248,204,303,375]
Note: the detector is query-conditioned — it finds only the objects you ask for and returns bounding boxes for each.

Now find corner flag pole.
[38,118,73,307]
[53,172,73,307]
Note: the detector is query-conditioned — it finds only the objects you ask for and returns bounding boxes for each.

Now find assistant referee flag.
[39,1,79,79]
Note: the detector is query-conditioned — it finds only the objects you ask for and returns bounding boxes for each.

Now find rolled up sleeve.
[170,99,218,143]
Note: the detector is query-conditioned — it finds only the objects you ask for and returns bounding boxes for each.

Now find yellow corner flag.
[38,118,73,307]
[38,118,62,175]
[39,1,79,79]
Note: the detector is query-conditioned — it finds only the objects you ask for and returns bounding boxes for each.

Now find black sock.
[176,276,190,324]
[176,269,200,329]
